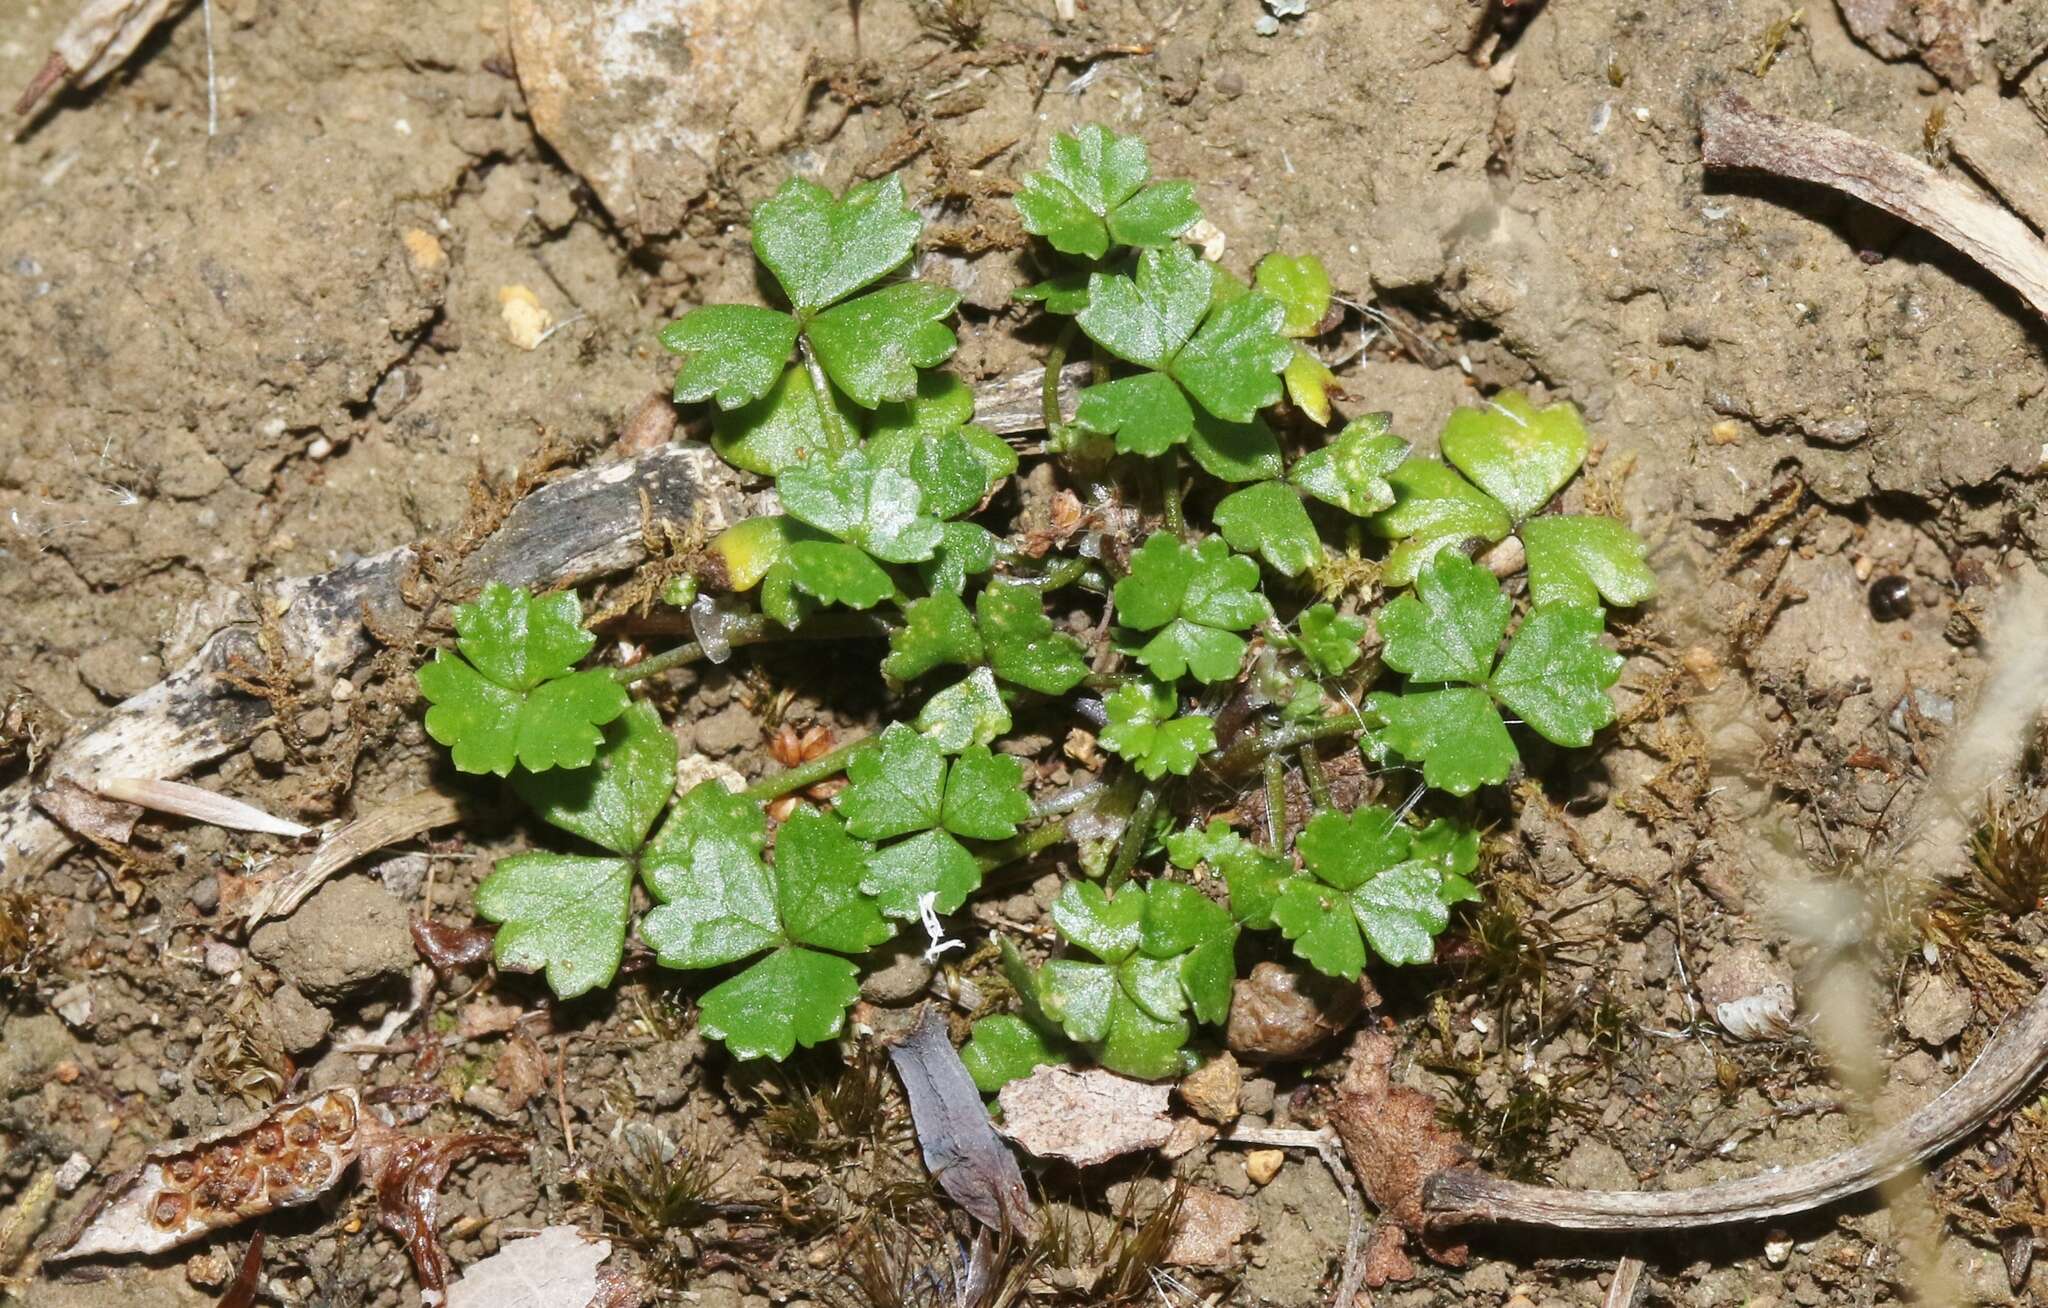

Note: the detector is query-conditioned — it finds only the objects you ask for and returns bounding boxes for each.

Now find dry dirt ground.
[4,0,2048,1305]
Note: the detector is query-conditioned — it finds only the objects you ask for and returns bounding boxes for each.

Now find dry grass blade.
[242,790,462,925]
[94,776,311,837]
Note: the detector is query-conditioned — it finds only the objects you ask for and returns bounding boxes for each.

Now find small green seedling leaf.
[512,702,678,855]
[1295,603,1366,677]
[1439,391,1588,522]
[1366,685,1515,796]
[1214,481,1322,577]
[1039,881,1201,1080]
[1015,271,1092,316]
[916,667,1012,753]
[774,808,894,954]
[865,371,978,464]
[699,947,864,1062]
[978,581,1087,695]
[1269,807,1473,979]
[1282,346,1339,426]
[786,539,896,610]
[1098,680,1216,779]
[807,281,964,409]
[961,1014,1065,1094]
[883,592,984,682]
[752,174,923,315]
[941,745,1033,841]
[1489,604,1623,748]
[1254,253,1332,337]
[1377,552,1511,684]
[660,304,799,411]
[1014,124,1201,259]
[862,828,982,919]
[710,368,856,475]
[919,521,998,595]
[1079,243,1212,372]
[1113,534,1270,685]
[1371,458,1513,588]
[1140,881,1238,1025]
[1291,413,1409,517]
[778,449,943,565]
[838,723,947,841]
[1186,412,1284,483]
[1074,372,1196,457]
[1167,819,1289,929]
[476,853,633,1000]
[911,426,1018,519]
[1522,515,1658,609]
[641,782,778,969]
[417,583,628,776]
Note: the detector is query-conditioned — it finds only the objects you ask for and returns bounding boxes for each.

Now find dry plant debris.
[995,1065,1176,1166]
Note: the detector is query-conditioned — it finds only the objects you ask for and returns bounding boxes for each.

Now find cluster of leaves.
[415,123,1658,1079]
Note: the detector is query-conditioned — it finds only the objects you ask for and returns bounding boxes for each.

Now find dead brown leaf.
[1164,1187,1256,1268]
[996,1065,1175,1166]
[1328,1031,1473,1282]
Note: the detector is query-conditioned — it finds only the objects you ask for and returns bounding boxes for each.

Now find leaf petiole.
[799,334,861,455]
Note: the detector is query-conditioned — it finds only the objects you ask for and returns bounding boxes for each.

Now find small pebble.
[1868,575,1913,621]
[307,436,334,461]
[1244,1149,1284,1186]
[54,1151,91,1193]
[1763,1230,1793,1266]
[330,678,356,702]
[187,875,221,914]
[297,708,331,740]
[203,940,243,977]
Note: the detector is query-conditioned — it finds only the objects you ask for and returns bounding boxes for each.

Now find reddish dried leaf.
[363,1130,527,1295]
[217,1231,265,1308]
[413,917,497,974]
[1329,1032,1472,1278]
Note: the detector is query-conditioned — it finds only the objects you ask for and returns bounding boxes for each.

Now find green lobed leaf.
[1489,604,1623,748]
[773,807,893,954]
[1377,552,1511,684]
[1214,481,1322,577]
[1113,532,1196,630]
[1180,535,1272,630]
[1098,680,1217,779]
[941,745,1032,841]
[1271,877,1369,980]
[710,367,858,475]
[512,702,678,855]
[1051,880,1144,963]
[476,853,633,999]
[919,521,999,595]
[1014,124,1200,259]
[779,450,943,564]
[1077,244,1212,371]
[455,582,598,690]
[916,666,1011,753]
[1438,391,1589,522]
[1186,412,1284,482]
[911,426,1015,519]
[864,369,978,464]
[752,174,922,314]
[707,516,795,592]
[837,722,946,841]
[961,1014,1065,1094]
[1073,372,1196,457]
[419,653,629,777]
[1295,603,1366,677]
[641,781,779,970]
[1095,994,1193,1080]
[882,592,984,682]
[1254,253,1332,338]
[786,539,896,610]
[1348,862,1460,966]
[1366,686,1516,797]
[1140,881,1238,1026]
[1134,621,1247,687]
[660,304,799,411]
[1370,459,1512,588]
[1166,819,1287,929]
[1521,515,1658,610]
[1290,413,1409,517]
[1013,271,1091,316]
[699,946,864,1061]
[977,581,1087,695]
[862,828,982,919]
[1169,291,1291,423]
[1297,807,1410,892]
[1041,959,1117,1044]
[807,282,963,409]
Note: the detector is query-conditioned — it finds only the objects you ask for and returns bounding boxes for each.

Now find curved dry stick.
[1425,980,2048,1229]
[1701,91,2048,322]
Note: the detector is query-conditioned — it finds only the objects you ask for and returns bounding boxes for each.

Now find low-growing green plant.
[416,123,1657,1081]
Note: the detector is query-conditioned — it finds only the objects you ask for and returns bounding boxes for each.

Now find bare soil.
[5,0,2048,1305]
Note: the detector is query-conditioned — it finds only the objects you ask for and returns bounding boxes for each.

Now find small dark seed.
[1870,575,1913,621]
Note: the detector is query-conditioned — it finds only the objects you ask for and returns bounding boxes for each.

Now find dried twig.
[1604,1255,1648,1308]
[1425,973,2048,1228]
[1701,91,2048,322]
[241,790,463,927]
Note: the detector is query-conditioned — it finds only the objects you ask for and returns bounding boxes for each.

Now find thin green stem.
[1211,710,1370,779]
[742,731,872,802]
[1106,783,1161,889]
[1263,752,1289,851]
[1160,447,1185,536]
[977,811,1077,872]
[1042,319,1078,432]
[799,334,859,454]
[1299,743,1331,811]
[614,612,894,686]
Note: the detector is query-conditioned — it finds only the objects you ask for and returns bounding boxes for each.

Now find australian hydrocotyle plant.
[415,123,1657,1079]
